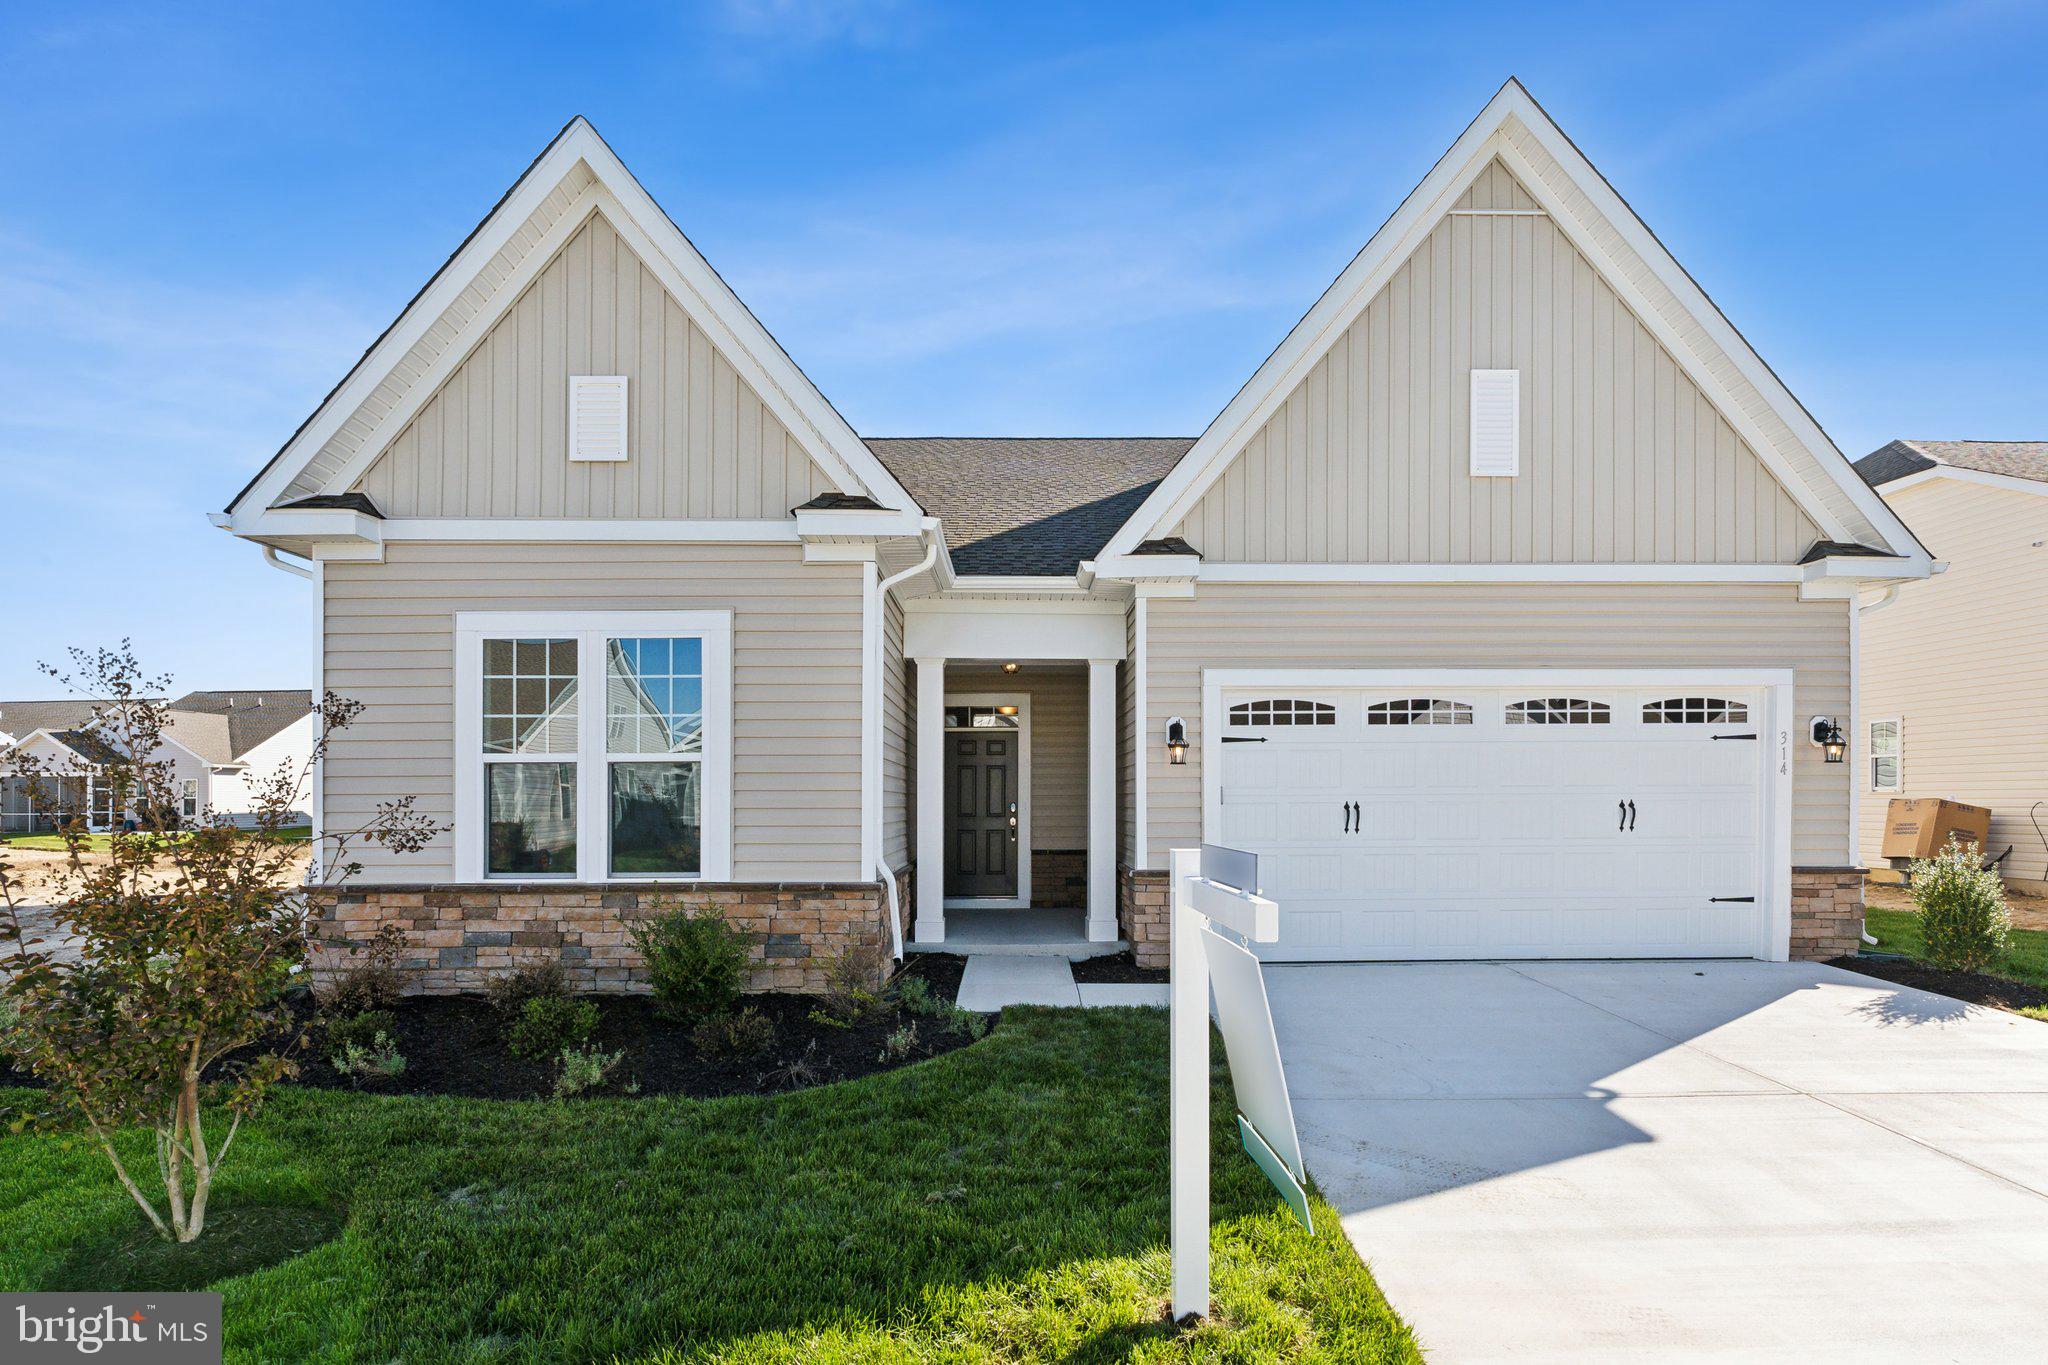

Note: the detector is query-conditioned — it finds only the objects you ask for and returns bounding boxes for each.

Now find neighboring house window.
[1870,719,1902,793]
[181,779,198,820]
[1365,698,1474,726]
[456,613,731,882]
[1506,698,1611,725]
[1643,697,1749,724]
[1227,699,1336,727]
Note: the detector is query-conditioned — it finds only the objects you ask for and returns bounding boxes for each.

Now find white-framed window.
[454,612,732,882]
[1869,718,1902,793]
[181,779,198,820]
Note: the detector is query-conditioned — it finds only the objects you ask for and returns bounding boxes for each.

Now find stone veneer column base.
[1118,865,1170,969]
[1790,868,1866,962]
[309,882,891,996]
[1031,850,1088,908]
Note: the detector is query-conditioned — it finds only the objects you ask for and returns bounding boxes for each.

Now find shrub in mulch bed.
[1070,950,1168,985]
[1831,954,2048,1017]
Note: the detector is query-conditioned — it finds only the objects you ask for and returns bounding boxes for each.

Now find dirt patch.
[1071,951,1168,985]
[2,843,312,899]
[1831,954,2048,1018]
[1864,877,2048,931]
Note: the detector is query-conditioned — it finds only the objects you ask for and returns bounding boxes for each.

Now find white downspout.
[870,520,941,961]
[262,545,315,580]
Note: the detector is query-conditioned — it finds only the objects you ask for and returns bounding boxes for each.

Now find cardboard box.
[1880,798,1992,861]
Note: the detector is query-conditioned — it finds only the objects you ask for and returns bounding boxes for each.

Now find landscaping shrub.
[816,942,888,1024]
[485,959,568,1018]
[691,1006,776,1058]
[627,904,752,1020]
[879,1022,919,1063]
[553,1043,628,1098]
[323,1008,398,1060]
[322,923,408,1016]
[508,995,599,1061]
[332,1032,406,1085]
[892,973,942,1017]
[1912,837,2011,973]
[0,995,20,1065]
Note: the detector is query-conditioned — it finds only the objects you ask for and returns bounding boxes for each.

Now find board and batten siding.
[323,541,863,883]
[1172,160,1818,565]
[1858,479,2048,887]
[1138,583,1851,867]
[355,210,836,519]
[948,666,1089,852]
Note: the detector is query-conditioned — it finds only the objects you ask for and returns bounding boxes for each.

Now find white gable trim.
[1879,465,2048,499]
[1099,81,1929,571]
[225,119,916,532]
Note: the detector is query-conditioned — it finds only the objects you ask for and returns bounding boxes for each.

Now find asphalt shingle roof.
[1856,439,2048,488]
[164,691,314,765]
[0,700,116,742]
[864,437,1196,576]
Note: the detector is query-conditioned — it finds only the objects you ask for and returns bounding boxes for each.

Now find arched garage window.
[1505,698,1611,725]
[1365,698,1474,726]
[1643,697,1748,724]
[1227,699,1335,727]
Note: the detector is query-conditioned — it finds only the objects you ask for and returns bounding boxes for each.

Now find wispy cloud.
[1629,0,2042,169]
[707,0,920,49]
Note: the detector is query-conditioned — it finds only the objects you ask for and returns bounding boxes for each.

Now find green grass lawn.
[1863,906,2048,989]
[0,1008,1417,1363]
[0,826,311,852]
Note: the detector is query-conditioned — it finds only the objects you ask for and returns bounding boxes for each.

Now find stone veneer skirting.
[1789,867,1866,962]
[1031,849,1088,909]
[311,881,895,996]
[1118,866,1170,970]
[1120,864,1862,966]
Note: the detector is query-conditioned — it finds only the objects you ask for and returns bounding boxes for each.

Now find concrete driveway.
[1269,961,2048,1363]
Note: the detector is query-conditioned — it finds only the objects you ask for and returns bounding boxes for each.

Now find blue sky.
[2,0,2044,697]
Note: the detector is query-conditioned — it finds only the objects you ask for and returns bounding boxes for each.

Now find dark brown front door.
[945,731,1018,898]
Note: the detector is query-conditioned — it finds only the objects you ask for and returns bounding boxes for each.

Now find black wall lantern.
[1810,716,1846,764]
[1165,716,1189,765]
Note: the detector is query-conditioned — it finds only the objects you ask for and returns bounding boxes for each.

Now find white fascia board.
[1198,561,1805,584]
[1800,555,1930,584]
[1880,466,2048,499]
[227,507,383,546]
[1096,80,1930,571]
[793,507,927,541]
[232,120,919,523]
[904,597,1126,662]
[379,518,799,542]
[1092,554,1201,583]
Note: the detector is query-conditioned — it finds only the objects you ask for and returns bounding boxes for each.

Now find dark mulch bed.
[1,955,985,1102]
[1831,953,2048,1016]
[1070,951,1168,985]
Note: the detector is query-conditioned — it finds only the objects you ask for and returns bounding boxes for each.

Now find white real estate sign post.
[1169,844,1310,1321]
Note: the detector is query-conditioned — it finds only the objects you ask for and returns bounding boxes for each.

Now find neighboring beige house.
[1855,441,2048,892]
[213,81,1930,993]
[0,691,314,832]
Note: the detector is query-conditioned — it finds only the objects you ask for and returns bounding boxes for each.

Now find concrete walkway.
[954,954,1168,1011]
[1270,960,2048,1363]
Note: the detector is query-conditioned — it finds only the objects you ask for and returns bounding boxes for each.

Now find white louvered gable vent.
[1469,368,1520,477]
[569,375,629,462]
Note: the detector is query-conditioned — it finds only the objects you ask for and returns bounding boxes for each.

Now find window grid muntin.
[1505,697,1612,726]
[1365,698,1475,727]
[944,706,1019,730]
[482,637,579,755]
[1227,698,1336,727]
[606,636,704,756]
[1643,696,1749,724]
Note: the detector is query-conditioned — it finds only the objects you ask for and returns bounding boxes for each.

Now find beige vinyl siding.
[283,163,599,501]
[323,540,862,883]
[1173,159,1818,564]
[1858,479,2048,886]
[882,592,910,869]
[1120,602,1137,867]
[948,666,1088,851]
[1140,582,1851,867]
[355,210,835,519]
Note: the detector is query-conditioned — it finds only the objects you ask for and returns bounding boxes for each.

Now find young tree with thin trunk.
[0,643,440,1242]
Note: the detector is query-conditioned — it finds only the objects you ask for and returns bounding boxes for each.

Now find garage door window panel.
[1644,697,1749,724]
[1505,698,1611,726]
[1365,698,1474,727]
[1228,699,1336,727]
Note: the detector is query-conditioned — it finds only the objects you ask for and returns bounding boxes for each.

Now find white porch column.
[1087,658,1118,942]
[914,655,947,943]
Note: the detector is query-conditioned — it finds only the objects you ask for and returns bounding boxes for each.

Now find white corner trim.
[451,609,733,884]
[1878,465,2048,499]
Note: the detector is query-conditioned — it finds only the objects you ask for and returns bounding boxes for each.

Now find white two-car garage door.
[1214,683,1770,960]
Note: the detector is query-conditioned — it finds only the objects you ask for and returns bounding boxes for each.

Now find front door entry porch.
[945,727,1019,899]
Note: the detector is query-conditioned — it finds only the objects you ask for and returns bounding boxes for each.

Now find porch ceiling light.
[996,704,1019,716]
[1166,716,1189,766]
[1001,661,1020,674]
[1810,715,1846,764]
